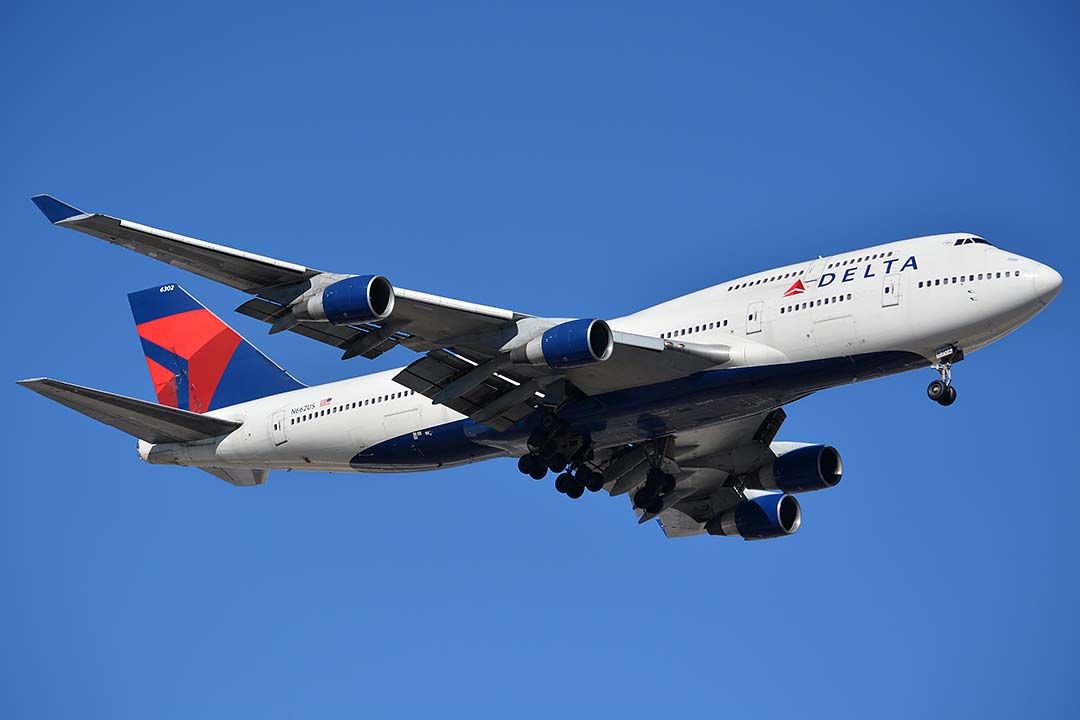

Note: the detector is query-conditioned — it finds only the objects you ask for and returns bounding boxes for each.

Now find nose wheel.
[927,363,957,407]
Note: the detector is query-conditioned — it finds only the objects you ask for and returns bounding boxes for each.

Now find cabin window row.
[660,320,729,339]
[780,294,853,314]
[290,390,418,425]
[826,250,894,269]
[727,271,803,291]
[917,270,1020,289]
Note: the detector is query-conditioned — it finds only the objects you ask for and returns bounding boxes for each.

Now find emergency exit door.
[882,274,900,307]
[271,409,288,446]
[746,301,763,334]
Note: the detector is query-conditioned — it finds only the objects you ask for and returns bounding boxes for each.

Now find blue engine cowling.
[748,444,843,494]
[705,494,802,540]
[293,275,396,325]
[511,318,614,369]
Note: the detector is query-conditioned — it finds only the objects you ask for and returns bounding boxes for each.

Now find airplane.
[19,194,1063,540]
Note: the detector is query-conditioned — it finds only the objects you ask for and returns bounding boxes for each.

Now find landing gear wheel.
[939,385,957,406]
[526,455,547,481]
[927,380,947,402]
[582,469,606,493]
[517,455,532,475]
[645,496,664,515]
[554,472,573,494]
[565,482,585,499]
[633,486,656,510]
[659,472,676,494]
[548,454,568,473]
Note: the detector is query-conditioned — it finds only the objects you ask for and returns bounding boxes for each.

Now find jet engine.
[292,275,395,325]
[510,318,614,369]
[746,444,843,494]
[705,494,802,540]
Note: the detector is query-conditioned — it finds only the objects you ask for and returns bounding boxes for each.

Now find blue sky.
[3,2,1078,717]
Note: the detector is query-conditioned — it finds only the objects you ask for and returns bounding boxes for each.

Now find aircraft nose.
[1032,263,1063,305]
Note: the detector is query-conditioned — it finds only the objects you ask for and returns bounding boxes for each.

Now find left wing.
[31,194,526,361]
[32,195,735,429]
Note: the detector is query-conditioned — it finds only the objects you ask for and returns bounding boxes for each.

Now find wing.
[32,195,730,429]
[31,194,525,361]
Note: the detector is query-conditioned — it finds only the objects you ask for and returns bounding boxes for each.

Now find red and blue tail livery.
[128,284,304,412]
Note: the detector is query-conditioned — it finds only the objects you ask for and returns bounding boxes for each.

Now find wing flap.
[18,378,241,444]
[393,350,543,431]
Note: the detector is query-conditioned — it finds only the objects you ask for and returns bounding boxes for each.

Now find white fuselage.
[139,233,1060,474]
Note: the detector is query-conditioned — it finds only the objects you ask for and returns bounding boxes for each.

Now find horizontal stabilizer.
[17,378,241,444]
[201,466,268,487]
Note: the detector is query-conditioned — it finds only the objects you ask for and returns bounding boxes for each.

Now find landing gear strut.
[927,363,957,407]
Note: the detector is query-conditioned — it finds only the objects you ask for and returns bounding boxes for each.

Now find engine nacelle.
[292,275,395,325]
[705,494,802,540]
[746,444,843,494]
[510,318,614,369]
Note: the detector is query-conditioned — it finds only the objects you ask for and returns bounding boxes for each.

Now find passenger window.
[996,272,1001,279]
[978,273,983,280]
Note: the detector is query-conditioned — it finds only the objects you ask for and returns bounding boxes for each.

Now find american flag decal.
[320,397,333,407]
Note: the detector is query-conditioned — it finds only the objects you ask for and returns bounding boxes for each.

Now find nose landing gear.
[927,362,957,407]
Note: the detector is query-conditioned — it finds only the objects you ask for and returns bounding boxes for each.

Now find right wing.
[17,378,241,444]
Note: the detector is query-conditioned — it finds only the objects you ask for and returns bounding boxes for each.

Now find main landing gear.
[516,413,606,500]
[927,362,957,407]
[517,454,606,498]
[632,466,676,516]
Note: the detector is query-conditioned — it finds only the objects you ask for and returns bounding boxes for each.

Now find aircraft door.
[804,257,830,283]
[270,409,288,446]
[882,274,900,307]
[746,301,763,334]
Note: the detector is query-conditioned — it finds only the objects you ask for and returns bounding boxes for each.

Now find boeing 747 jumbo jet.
[20,195,1063,540]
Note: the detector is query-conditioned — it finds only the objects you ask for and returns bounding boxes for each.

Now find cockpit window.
[954,237,992,246]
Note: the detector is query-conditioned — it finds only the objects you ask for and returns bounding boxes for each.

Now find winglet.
[31,194,86,223]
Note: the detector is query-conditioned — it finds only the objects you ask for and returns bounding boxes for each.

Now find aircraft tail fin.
[128,284,305,412]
